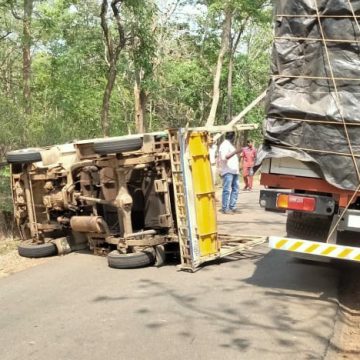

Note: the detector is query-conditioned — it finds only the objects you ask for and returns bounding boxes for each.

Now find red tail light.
[277,194,316,212]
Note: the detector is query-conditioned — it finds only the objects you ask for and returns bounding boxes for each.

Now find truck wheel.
[107,249,155,269]
[286,212,332,241]
[94,137,143,155]
[18,241,58,258]
[6,149,42,164]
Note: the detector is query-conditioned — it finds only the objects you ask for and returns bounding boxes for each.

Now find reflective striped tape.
[269,236,360,262]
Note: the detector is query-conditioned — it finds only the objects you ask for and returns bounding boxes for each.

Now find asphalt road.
[0,186,341,360]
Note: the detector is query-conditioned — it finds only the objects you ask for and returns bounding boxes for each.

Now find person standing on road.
[242,139,257,191]
[218,132,240,214]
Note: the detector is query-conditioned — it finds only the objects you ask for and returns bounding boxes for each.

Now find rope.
[272,74,360,82]
[274,35,360,43]
[313,0,360,182]
[275,144,360,158]
[312,0,360,241]
[346,0,360,34]
[273,116,360,127]
[326,183,360,242]
[277,14,360,18]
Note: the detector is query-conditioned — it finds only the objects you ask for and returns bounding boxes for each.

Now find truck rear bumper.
[269,236,360,262]
[260,189,335,215]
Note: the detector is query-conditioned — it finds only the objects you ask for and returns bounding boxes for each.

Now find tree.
[0,0,273,149]
[204,0,271,127]
[205,3,232,127]
[227,16,248,121]
[128,1,156,133]
[9,0,34,115]
[22,0,33,115]
[100,0,126,136]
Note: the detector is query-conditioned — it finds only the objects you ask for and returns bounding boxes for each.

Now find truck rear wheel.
[93,136,143,155]
[18,241,58,258]
[286,212,332,241]
[6,148,42,164]
[107,249,155,269]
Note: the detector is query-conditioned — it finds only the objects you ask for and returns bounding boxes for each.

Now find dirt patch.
[0,238,19,255]
[0,239,51,278]
[327,263,360,359]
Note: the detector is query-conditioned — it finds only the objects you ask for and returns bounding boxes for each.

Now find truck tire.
[286,212,332,241]
[107,249,155,269]
[94,137,143,155]
[6,149,42,164]
[18,241,58,258]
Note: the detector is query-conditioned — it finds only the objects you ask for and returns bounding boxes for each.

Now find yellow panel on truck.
[188,132,219,258]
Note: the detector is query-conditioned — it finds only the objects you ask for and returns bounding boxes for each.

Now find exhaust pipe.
[70,216,109,234]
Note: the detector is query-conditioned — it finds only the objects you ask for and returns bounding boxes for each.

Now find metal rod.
[213,90,266,142]
[77,195,114,206]
[124,230,156,239]
[188,124,258,133]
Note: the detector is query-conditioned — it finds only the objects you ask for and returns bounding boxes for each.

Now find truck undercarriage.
[7,125,262,271]
[9,133,176,268]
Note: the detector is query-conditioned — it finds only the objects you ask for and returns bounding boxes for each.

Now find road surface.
[0,185,344,360]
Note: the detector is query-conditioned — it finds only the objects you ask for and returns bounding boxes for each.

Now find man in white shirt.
[218,132,240,214]
[209,140,218,186]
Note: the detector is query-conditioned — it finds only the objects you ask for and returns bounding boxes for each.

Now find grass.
[0,238,20,256]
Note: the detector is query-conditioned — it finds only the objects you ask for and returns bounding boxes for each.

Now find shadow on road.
[245,249,360,358]
[90,248,343,358]
[245,249,337,294]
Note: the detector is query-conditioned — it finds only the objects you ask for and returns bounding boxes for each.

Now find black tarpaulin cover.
[262,0,360,190]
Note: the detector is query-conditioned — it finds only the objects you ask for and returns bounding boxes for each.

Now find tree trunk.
[134,71,147,133]
[99,0,126,136]
[101,63,117,136]
[227,20,248,124]
[227,39,233,122]
[148,99,153,131]
[205,8,232,127]
[23,0,33,115]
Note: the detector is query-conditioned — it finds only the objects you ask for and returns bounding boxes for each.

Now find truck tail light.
[276,194,316,212]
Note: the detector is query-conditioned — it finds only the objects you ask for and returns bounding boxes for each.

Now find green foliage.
[0,167,12,212]
[0,0,273,149]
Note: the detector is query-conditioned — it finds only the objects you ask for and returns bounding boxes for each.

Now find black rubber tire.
[107,249,155,269]
[286,212,332,241]
[94,137,143,155]
[18,241,57,258]
[6,148,42,164]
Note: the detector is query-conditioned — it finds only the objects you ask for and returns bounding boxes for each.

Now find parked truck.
[259,0,360,262]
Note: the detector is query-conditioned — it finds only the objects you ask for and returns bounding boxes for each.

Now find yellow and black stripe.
[269,236,360,262]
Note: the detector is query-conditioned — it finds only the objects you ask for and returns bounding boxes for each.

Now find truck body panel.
[261,0,360,260]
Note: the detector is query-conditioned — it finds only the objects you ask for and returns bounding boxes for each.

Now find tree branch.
[232,17,249,54]
[100,0,112,63]
[152,0,181,33]
[10,1,22,21]
[111,0,126,57]
[0,32,11,41]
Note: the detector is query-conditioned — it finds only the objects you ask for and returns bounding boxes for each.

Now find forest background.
[0,0,272,215]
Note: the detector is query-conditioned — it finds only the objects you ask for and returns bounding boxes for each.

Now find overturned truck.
[7,126,261,270]
[259,0,360,261]
[7,133,175,268]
